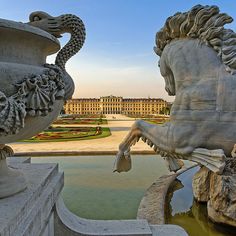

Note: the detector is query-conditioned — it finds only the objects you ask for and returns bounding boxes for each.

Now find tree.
[160,107,170,115]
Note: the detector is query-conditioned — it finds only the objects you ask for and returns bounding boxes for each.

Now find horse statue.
[114,4,236,174]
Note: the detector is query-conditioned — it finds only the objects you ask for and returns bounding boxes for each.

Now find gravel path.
[10,114,151,153]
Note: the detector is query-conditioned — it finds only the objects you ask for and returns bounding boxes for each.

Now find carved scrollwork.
[0,64,65,136]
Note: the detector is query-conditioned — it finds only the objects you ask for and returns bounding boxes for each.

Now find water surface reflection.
[33,155,168,219]
[166,167,236,236]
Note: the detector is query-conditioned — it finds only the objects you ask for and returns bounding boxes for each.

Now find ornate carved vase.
[0,12,85,198]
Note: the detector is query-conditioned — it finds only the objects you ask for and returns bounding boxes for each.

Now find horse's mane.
[155,5,236,74]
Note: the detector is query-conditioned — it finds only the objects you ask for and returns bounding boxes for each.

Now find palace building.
[64,95,168,115]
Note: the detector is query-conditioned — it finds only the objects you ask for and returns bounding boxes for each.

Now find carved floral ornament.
[0,64,65,136]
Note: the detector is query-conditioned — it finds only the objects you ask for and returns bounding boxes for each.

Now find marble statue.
[115,4,236,227]
[0,12,85,198]
[114,4,236,175]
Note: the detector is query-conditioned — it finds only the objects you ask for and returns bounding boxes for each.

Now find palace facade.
[64,95,168,115]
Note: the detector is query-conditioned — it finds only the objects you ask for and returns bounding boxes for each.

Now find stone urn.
[0,12,86,198]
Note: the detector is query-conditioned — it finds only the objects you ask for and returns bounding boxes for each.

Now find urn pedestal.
[0,145,27,198]
[0,18,63,198]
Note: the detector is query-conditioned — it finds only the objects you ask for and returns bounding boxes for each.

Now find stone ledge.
[54,196,188,236]
[137,165,197,224]
[14,150,155,156]
[137,174,177,224]
[150,225,188,236]
[0,162,63,236]
[15,172,63,235]
[7,156,31,164]
[55,196,153,236]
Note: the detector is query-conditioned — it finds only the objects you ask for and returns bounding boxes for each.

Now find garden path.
[10,114,151,154]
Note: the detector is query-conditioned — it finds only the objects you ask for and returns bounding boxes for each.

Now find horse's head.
[157,44,175,96]
[154,5,236,97]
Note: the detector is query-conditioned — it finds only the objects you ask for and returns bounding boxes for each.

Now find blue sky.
[1,0,236,101]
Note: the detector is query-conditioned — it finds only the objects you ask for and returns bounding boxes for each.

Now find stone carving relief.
[0,11,85,198]
[0,12,86,137]
[0,65,64,136]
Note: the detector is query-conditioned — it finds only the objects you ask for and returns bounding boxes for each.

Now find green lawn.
[22,127,111,142]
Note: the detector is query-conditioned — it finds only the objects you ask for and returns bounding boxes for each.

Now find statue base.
[0,145,27,198]
[0,163,27,198]
[0,157,64,235]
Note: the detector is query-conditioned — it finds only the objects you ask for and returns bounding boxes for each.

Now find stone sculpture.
[115,4,236,227]
[114,4,236,174]
[192,158,236,226]
[0,12,85,197]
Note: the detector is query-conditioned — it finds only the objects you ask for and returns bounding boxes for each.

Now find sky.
[1,0,236,101]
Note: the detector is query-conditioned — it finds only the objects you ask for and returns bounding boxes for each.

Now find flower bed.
[22,127,110,142]
[53,118,107,125]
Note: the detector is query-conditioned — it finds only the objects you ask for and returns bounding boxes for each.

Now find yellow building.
[64,95,168,115]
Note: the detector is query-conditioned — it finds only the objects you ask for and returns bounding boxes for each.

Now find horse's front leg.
[119,121,143,153]
[114,120,164,172]
[113,119,184,173]
[114,120,142,172]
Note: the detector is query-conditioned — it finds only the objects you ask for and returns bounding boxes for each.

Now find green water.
[32,155,169,220]
[166,167,236,236]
